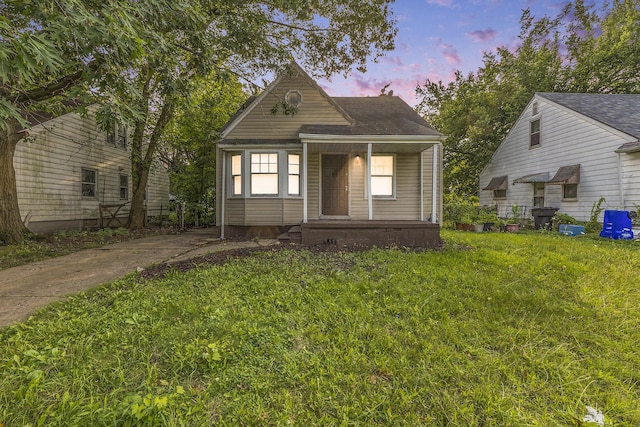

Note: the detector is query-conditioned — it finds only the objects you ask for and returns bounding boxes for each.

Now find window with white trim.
[533,183,545,207]
[251,153,278,195]
[288,154,300,195]
[106,124,127,149]
[563,183,578,200]
[371,155,394,197]
[81,168,97,198]
[119,174,129,200]
[530,119,540,147]
[231,154,242,196]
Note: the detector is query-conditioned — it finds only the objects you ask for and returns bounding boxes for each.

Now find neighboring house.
[216,63,445,247]
[15,106,170,233]
[480,93,640,221]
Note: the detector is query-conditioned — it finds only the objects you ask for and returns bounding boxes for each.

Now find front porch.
[281,220,441,248]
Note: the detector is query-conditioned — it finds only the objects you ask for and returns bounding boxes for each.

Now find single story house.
[15,106,170,233]
[216,63,445,247]
[480,93,640,221]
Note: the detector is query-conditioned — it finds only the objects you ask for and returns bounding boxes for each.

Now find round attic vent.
[286,90,303,108]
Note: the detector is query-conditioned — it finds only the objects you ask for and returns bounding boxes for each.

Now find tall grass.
[1,231,638,426]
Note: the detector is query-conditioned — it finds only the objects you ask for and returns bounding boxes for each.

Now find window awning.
[548,164,580,185]
[482,175,508,191]
[512,172,550,184]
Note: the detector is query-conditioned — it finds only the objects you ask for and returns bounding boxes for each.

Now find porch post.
[302,142,308,223]
[420,150,424,221]
[220,150,226,239]
[431,144,438,224]
[367,142,373,220]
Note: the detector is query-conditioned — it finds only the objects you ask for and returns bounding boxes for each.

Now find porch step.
[278,225,302,244]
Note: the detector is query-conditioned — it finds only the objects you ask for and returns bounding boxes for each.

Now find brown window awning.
[482,175,508,191]
[548,164,580,185]
[513,172,550,184]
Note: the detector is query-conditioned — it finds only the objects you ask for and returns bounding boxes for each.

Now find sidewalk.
[0,229,278,327]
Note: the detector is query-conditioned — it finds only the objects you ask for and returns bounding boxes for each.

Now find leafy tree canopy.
[417,0,640,197]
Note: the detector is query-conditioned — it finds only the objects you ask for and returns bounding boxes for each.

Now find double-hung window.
[106,124,127,149]
[119,175,129,200]
[370,155,394,197]
[530,119,540,147]
[288,154,300,196]
[251,153,278,195]
[231,154,242,196]
[81,168,97,198]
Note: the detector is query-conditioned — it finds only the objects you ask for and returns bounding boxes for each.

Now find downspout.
[220,150,226,240]
[420,150,424,221]
[303,142,308,223]
[431,144,438,224]
[367,143,373,220]
[617,151,625,209]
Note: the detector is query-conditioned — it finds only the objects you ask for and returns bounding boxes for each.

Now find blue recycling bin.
[599,210,634,240]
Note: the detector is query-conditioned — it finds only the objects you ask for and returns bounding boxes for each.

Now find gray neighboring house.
[216,63,445,247]
[479,93,640,221]
[15,106,170,233]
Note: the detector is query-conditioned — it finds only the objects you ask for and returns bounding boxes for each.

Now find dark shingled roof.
[300,96,442,137]
[537,93,640,139]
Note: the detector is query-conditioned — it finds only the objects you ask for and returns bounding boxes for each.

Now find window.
[563,183,578,200]
[106,124,127,149]
[371,155,394,197]
[288,154,300,195]
[285,90,302,107]
[81,168,97,198]
[231,154,242,196]
[532,101,538,116]
[530,119,540,147]
[119,175,129,200]
[251,153,278,195]
[533,183,545,207]
[493,189,506,199]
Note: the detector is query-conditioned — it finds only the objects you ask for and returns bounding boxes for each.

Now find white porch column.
[302,142,308,223]
[220,150,226,239]
[431,144,438,224]
[367,142,373,220]
[420,150,424,221]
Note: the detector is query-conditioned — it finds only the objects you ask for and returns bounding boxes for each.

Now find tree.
[160,73,246,226]
[417,0,640,197]
[1,0,398,243]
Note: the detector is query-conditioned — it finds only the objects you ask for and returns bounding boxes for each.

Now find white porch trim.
[220,150,226,239]
[367,143,373,220]
[303,142,308,223]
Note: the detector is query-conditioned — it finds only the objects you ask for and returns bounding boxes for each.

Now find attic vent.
[532,101,539,115]
[286,90,303,108]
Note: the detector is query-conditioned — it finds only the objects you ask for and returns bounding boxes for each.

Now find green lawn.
[1,231,639,426]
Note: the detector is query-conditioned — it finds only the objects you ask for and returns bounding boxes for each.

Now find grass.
[0,227,174,271]
[1,230,639,426]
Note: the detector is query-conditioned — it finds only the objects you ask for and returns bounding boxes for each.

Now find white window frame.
[230,153,243,197]
[119,174,129,200]
[562,183,578,201]
[106,124,128,150]
[288,153,301,196]
[250,152,279,196]
[369,154,395,199]
[81,168,97,198]
[530,119,541,148]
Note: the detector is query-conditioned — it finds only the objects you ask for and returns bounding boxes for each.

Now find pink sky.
[318,0,607,106]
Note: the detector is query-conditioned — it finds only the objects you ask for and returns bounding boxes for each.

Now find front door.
[322,154,349,216]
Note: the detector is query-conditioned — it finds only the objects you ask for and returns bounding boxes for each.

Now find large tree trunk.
[128,96,175,230]
[0,119,29,245]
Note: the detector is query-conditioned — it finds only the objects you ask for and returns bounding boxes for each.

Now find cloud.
[381,56,405,67]
[425,0,454,6]
[439,42,461,66]
[467,28,497,43]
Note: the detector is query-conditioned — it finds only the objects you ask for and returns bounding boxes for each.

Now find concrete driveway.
[0,229,278,327]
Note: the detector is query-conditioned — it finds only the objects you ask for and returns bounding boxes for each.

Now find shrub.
[586,197,606,233]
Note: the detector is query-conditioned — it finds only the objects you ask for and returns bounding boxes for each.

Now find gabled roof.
[537,93,640,139]
[300,96,442,137]
[220,62,354,138]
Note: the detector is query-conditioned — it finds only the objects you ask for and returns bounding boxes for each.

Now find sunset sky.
[318,0,607,106]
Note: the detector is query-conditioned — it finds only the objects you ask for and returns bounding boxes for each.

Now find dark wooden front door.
[322,154,348,216]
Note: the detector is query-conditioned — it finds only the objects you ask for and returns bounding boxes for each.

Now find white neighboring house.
[15,106,170,233]
[479,93,640,221]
